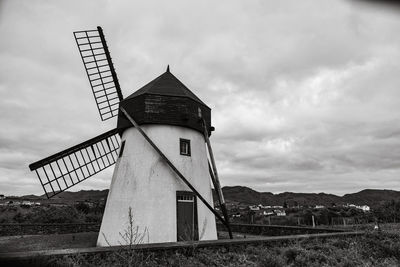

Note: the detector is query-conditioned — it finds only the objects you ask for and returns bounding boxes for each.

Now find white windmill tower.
[29,26,232,246]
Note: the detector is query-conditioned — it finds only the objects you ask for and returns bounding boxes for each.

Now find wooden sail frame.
[73,27,123,121]
[29,129,120,198]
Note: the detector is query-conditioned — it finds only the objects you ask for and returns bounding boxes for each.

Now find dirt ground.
[0,231,256,254]
[0,232,98,253]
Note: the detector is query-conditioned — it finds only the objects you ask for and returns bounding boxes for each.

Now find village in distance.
[1,186,399,228]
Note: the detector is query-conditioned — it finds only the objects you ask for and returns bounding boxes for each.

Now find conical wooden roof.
[117,67,212,135]
[125,68,207,107]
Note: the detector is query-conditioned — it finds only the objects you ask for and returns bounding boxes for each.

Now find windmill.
[28,26,232,246]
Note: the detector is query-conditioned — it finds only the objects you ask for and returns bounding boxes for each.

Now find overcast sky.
[1,0,399,196]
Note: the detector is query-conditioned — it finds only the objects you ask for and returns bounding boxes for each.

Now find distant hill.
[10,186,400,208]
[50,189,109,202]
[217,186,400,208]
[342,189,400,207]
[219,186,273,204]
[11,190,109,204]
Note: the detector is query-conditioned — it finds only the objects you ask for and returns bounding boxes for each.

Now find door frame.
[176,190,199,241]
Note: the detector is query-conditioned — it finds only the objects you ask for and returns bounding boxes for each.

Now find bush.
[258,251,286,267]
[30,206,85,223]
[359,231,400,261]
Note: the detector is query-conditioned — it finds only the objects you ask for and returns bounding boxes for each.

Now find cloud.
[0,0,399,196]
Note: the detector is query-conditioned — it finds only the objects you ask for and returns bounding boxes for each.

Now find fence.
[0,222,350,237]
[217,223,346,237]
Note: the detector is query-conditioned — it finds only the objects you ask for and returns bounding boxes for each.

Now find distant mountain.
[50,189,109,201]
[342,189,400,207]
[219,186,273,204]
[12,186,400,208]
[218,186,400,208]
[20,194,43,200]
[14,190,109,204]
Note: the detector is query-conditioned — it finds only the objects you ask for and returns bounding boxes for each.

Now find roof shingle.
[125,69,207,106]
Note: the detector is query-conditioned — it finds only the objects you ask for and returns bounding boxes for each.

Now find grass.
[2,222,399,266]
[0,232,97,253]
[42,230,400,267]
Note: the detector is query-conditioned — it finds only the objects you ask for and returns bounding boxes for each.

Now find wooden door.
[177,191,198,241]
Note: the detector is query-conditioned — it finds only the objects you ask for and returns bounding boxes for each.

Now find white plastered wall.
[97,125,217,246]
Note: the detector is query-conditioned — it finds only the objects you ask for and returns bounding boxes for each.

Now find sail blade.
[73,26,123,121]
[29,129,120,198]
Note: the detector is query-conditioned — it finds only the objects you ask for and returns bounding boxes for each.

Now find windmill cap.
[125,68,208,107]
[117,68,213,135]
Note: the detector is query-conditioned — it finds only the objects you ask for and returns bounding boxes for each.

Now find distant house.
[262,210,274,216]
[21,200,33,207]
[357,205,370,212]
[275,210,286,216]
[345,203,370,212]
[249,205,260,211]
[0,194,5,200]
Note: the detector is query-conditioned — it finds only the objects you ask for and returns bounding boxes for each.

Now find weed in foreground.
[101,207,151,267]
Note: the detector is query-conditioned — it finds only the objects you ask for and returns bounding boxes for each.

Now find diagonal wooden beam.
[120,107,228,228]
[202,119,233,239]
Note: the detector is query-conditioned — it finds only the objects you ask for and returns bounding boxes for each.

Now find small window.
[119,141,126,158]
[180,138,191,156]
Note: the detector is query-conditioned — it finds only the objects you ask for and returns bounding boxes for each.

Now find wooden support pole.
[208,162,221,204]
[202,123,224,204]
[202,120,233,239]
[208,161,233,239]
[120,107,228,229]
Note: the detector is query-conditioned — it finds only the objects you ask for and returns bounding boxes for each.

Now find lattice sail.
[73,27,123,121]
[29,129,120,198]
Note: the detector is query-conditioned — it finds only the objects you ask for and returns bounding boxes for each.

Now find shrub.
[30,206,85,223]
[284,247,302,264]
[258,251,286,267]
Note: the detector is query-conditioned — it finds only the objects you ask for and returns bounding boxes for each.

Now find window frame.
[179,138,191,156]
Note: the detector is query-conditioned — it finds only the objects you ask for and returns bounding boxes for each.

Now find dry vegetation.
[0,204,103,224]
[30,230,399,267]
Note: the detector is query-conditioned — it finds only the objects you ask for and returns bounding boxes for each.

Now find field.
[0,232,98,253]
[1,203,400,266]
[27,230,399,267]
[0,228,398,266]
[0,231,257,253]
